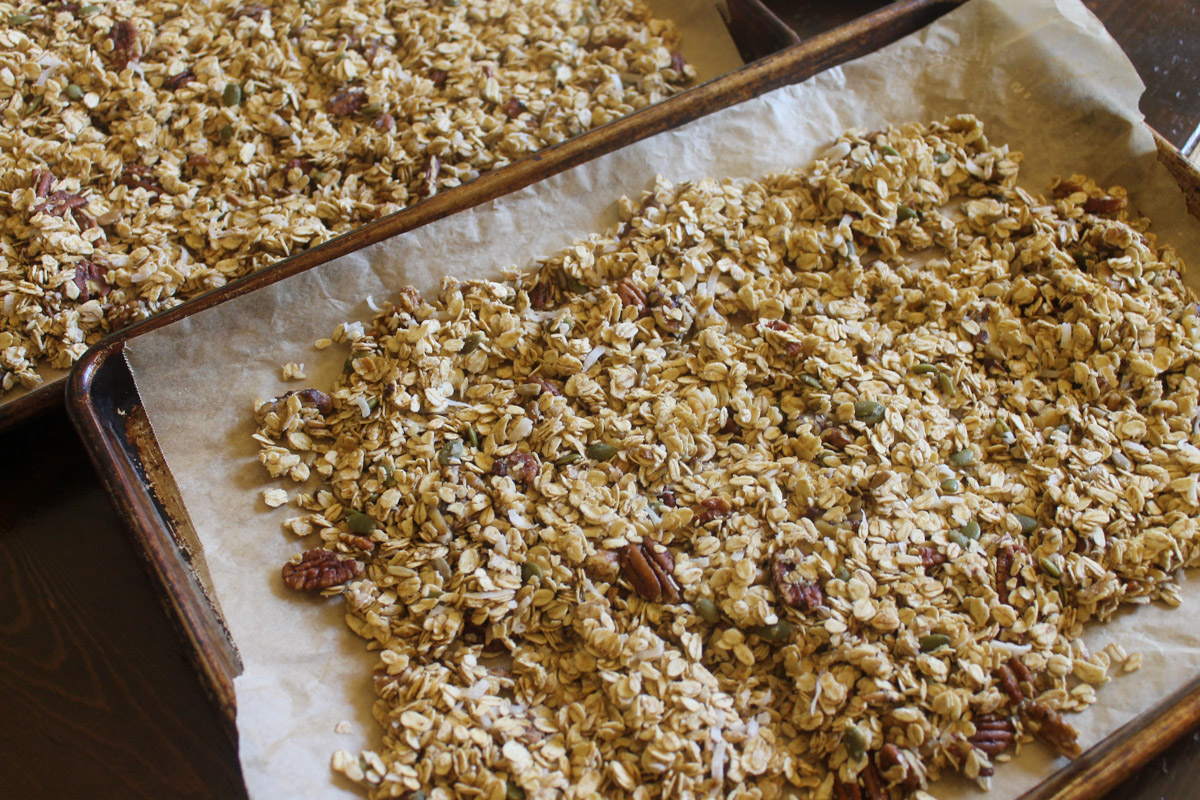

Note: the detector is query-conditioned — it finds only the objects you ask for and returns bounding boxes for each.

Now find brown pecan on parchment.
[282,548,363,592]
[968,714,1015,756]
[109,20,141,71]
[1021,700,1082,758]
[491,452,540,484]
[619,537,680,603]
[771,553,824,612]
[326,87,367,116]
[1083,195,1127,214]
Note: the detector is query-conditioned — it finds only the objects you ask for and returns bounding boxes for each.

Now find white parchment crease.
[123,0,1200,797]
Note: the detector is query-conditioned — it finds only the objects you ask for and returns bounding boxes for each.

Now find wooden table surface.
[3,1,1199,798]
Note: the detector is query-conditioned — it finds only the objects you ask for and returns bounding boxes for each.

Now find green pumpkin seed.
[936,371,956,395]
[948,530,970,549]
[993,418,1010,434]
[505,781,525,800]
[878,145,900,158]
[554,452,581,466]
[934,151,951,164]
[1014,513,1038,534]
[219,123,235,141]
[521,562,543,583]
[949,447,976,468]
[843,726,867,759]
[79,4,100,16]
[1038,555,1062,579]
[222,82,243,107]
[437,439,464,466]
[381,463,396,487]
[466,426,479,449]
[940,478,960,493]
[912,363,940,376]
[65,84,84,101]
[695,597,721,625]
[461,332,484,355]
[897,204,919,222]
[10,13,31,24]
[587,442,617,461]
[920,633,952,652]
[801,374,823,390]
[754,619,794,642]
[410,792,427,800]
[346,510,375,534]
[834,565,851,582]
[854,400,886,425]
[960,520,981,540]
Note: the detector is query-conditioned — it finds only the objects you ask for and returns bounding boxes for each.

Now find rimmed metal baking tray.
[66,0,1200,793]
[66,0,970,730]
[0,0,807,432]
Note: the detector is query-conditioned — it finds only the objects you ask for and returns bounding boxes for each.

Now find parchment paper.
[123,0,1200,797]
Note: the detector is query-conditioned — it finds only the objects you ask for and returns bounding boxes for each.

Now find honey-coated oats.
[254,116,1200,799]
[0,0,693,393]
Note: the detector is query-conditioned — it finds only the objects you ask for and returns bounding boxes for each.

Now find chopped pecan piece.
[108,20,141,71]
[877,744,922,792]
[1021,700,1082,758]
[996,543,1019,605]
[73,260,110,302]
[502,97,527,118]
[33,169,54,198]
[995,662,1023,705]
[528,279,553,310]
[669,50,688,76]
[528,376,562,396]
[658,488,676,507]
[164,68,195,90]
[968,714,1016,756]
[1008,655,1036,688]
[860,760,887,800]
[232,4,269,20]
[619,537,680,603]
[491,452,540,484]
[822,427,854,450]
[118,164,163,195]
[261,388,333,417]
[33,190,88,217]
[419,154,440,198]
[1052,180,1081,199]
[616,278,649,317]
[832,776,862,800]
[286,157,314,175]
[282,548,364,592]
[918,546,947,569]
[338,532,375,552]
[1083,194,1127,215]
[693,496,731,526]
[326,87,367,116]
[429,68,448,88]
[585,35,628,51]
[771,553,824,612]
[372,112,395,133]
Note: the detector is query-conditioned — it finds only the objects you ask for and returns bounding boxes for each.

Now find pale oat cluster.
[0,0,693,393]
[253,116,1200,799]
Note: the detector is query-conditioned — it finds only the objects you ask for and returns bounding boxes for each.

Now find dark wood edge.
[66,0,969,728]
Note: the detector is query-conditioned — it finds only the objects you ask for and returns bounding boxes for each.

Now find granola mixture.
[253,115,1200,799]
[0,0,694,394]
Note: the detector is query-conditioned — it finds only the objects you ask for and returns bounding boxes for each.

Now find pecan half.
[282,548,364,592]
[619,537,680,603]
[616,278,649,317]
[693,496,731,526]
[968,714,1016,756]
[164,68,195,90]
[118,164,162,195]
[995,662,1023,705]
[822,427,854,450]
[109,20,141,71]
[771,553,824,612]
[33,190,88,217]
[1021,700,1082,758]
[326,87,367,116]
[1083,195,1127,215]
[73,260,110,302]
[918,546,947,569]
[491,452,540,484]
